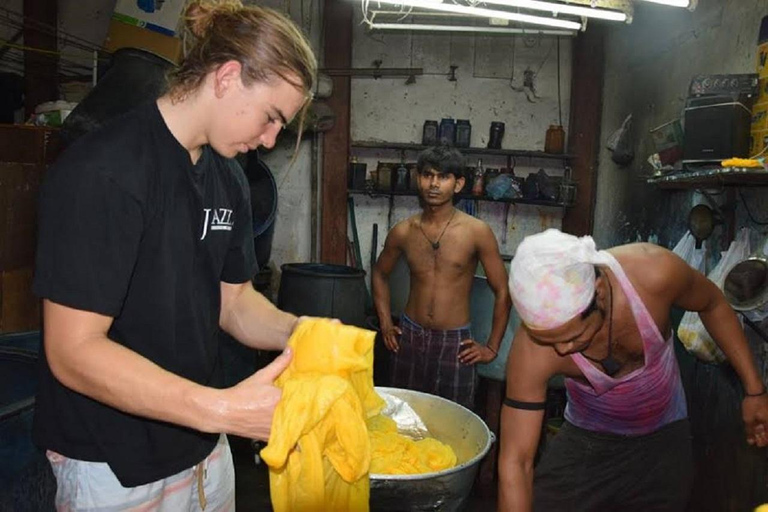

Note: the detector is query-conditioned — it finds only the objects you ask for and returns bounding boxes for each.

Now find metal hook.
[448,65,458,82]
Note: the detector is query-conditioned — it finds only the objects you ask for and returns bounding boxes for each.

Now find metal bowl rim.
[725,256,768,311]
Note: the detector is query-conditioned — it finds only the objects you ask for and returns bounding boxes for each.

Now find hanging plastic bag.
[606,114,634,166]
[672,231,706,274]
[677,228,751,363]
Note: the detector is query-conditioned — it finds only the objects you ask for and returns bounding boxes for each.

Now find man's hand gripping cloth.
[509,228,612,330]
[260,319,385,512]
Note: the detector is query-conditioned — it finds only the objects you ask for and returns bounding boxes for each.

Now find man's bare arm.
[477,222,511,353]
[372,223,406,351]
[43,299,292,441]
[649,248,764,394]
[647,246,768,446]
[498,327,558,511]
[219,280,297,351]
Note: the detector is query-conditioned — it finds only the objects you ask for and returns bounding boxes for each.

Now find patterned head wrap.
[509,229,610,330]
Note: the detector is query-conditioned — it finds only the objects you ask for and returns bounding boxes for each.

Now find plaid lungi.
[390,314,477,410]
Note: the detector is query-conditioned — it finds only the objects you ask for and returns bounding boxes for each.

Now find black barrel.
[278,263,367,327]
[61,48,175,145]
[244,154,277,270]
[365,316,392,387]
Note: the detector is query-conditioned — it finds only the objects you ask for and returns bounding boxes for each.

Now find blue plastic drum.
[0,333,56,510]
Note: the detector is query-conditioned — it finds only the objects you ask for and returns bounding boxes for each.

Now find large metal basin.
[370,387,495,511]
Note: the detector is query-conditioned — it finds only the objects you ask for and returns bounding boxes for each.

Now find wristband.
[488,346,498,356]
[745,388,767,398]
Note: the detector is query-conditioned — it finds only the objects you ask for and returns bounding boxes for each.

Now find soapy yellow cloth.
[367,415,457,475]
[260,319,384,512]
[261,319,458,512]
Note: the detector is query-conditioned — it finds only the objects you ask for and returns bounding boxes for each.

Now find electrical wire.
[749,144,768,160]
[738,188,768,226]
[0,7,108,55]
[0,40,59,56]
[556,35,561,126]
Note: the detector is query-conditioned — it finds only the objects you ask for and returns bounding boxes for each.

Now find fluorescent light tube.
[368,21,577,35]
[368,0,582,30]
[479,0,627,22]
[636,0,689,7]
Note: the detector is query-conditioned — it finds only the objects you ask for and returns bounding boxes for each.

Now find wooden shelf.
[350,140,573,161]
[646,167,768,189]
[348,189,569,208]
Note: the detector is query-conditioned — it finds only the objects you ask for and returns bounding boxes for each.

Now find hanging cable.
[556,35,562,126]
[739,188,768,226]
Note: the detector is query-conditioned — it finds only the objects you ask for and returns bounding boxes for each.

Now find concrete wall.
[593,0,766,250]
[349,10,573,278]
[243,0,321,282]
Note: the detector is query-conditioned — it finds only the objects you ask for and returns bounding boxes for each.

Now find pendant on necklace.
[601,356,621,377]
[431,241,440,250]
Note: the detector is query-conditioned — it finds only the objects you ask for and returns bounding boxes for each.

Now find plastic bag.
[485,173,513,200]
[486,173,521,200]
[606,114,634,166]
[672,231,706,275]
[677,228,751,363]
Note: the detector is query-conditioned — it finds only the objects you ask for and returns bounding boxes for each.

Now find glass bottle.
[472,159,485,196]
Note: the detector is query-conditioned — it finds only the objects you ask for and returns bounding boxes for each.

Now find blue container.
[0,332,56,511]
[0,331,42,354]
[470,276,520,381]
[0,349,38,480]
[456,119,472,148]
[439,118,456,146]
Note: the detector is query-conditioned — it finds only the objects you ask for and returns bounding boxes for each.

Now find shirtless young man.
[498,229,768,512]
[372,145,512,410]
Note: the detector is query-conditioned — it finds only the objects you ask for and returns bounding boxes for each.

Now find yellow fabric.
[260,319,384,512]
[367,415,457,475]
[261,318,457,512]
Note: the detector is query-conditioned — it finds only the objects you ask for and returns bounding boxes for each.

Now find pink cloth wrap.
[509,229,611,330]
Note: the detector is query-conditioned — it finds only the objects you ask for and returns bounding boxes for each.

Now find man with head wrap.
[497,229,768,512]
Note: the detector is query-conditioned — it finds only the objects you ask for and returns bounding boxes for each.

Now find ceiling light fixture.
[367,0,583,30]
[479,0,627,22]
[367,21,577,35]
[636,0,689,7]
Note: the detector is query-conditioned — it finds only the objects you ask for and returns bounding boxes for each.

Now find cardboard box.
[113,0,187,36]
[105,19,183,64]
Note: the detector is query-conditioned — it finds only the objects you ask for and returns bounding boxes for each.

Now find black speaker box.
[682,95,752,164]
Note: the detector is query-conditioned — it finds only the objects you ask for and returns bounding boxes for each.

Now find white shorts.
[46,434,235,512]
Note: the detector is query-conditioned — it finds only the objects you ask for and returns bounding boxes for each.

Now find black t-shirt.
[32,102,257,487]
